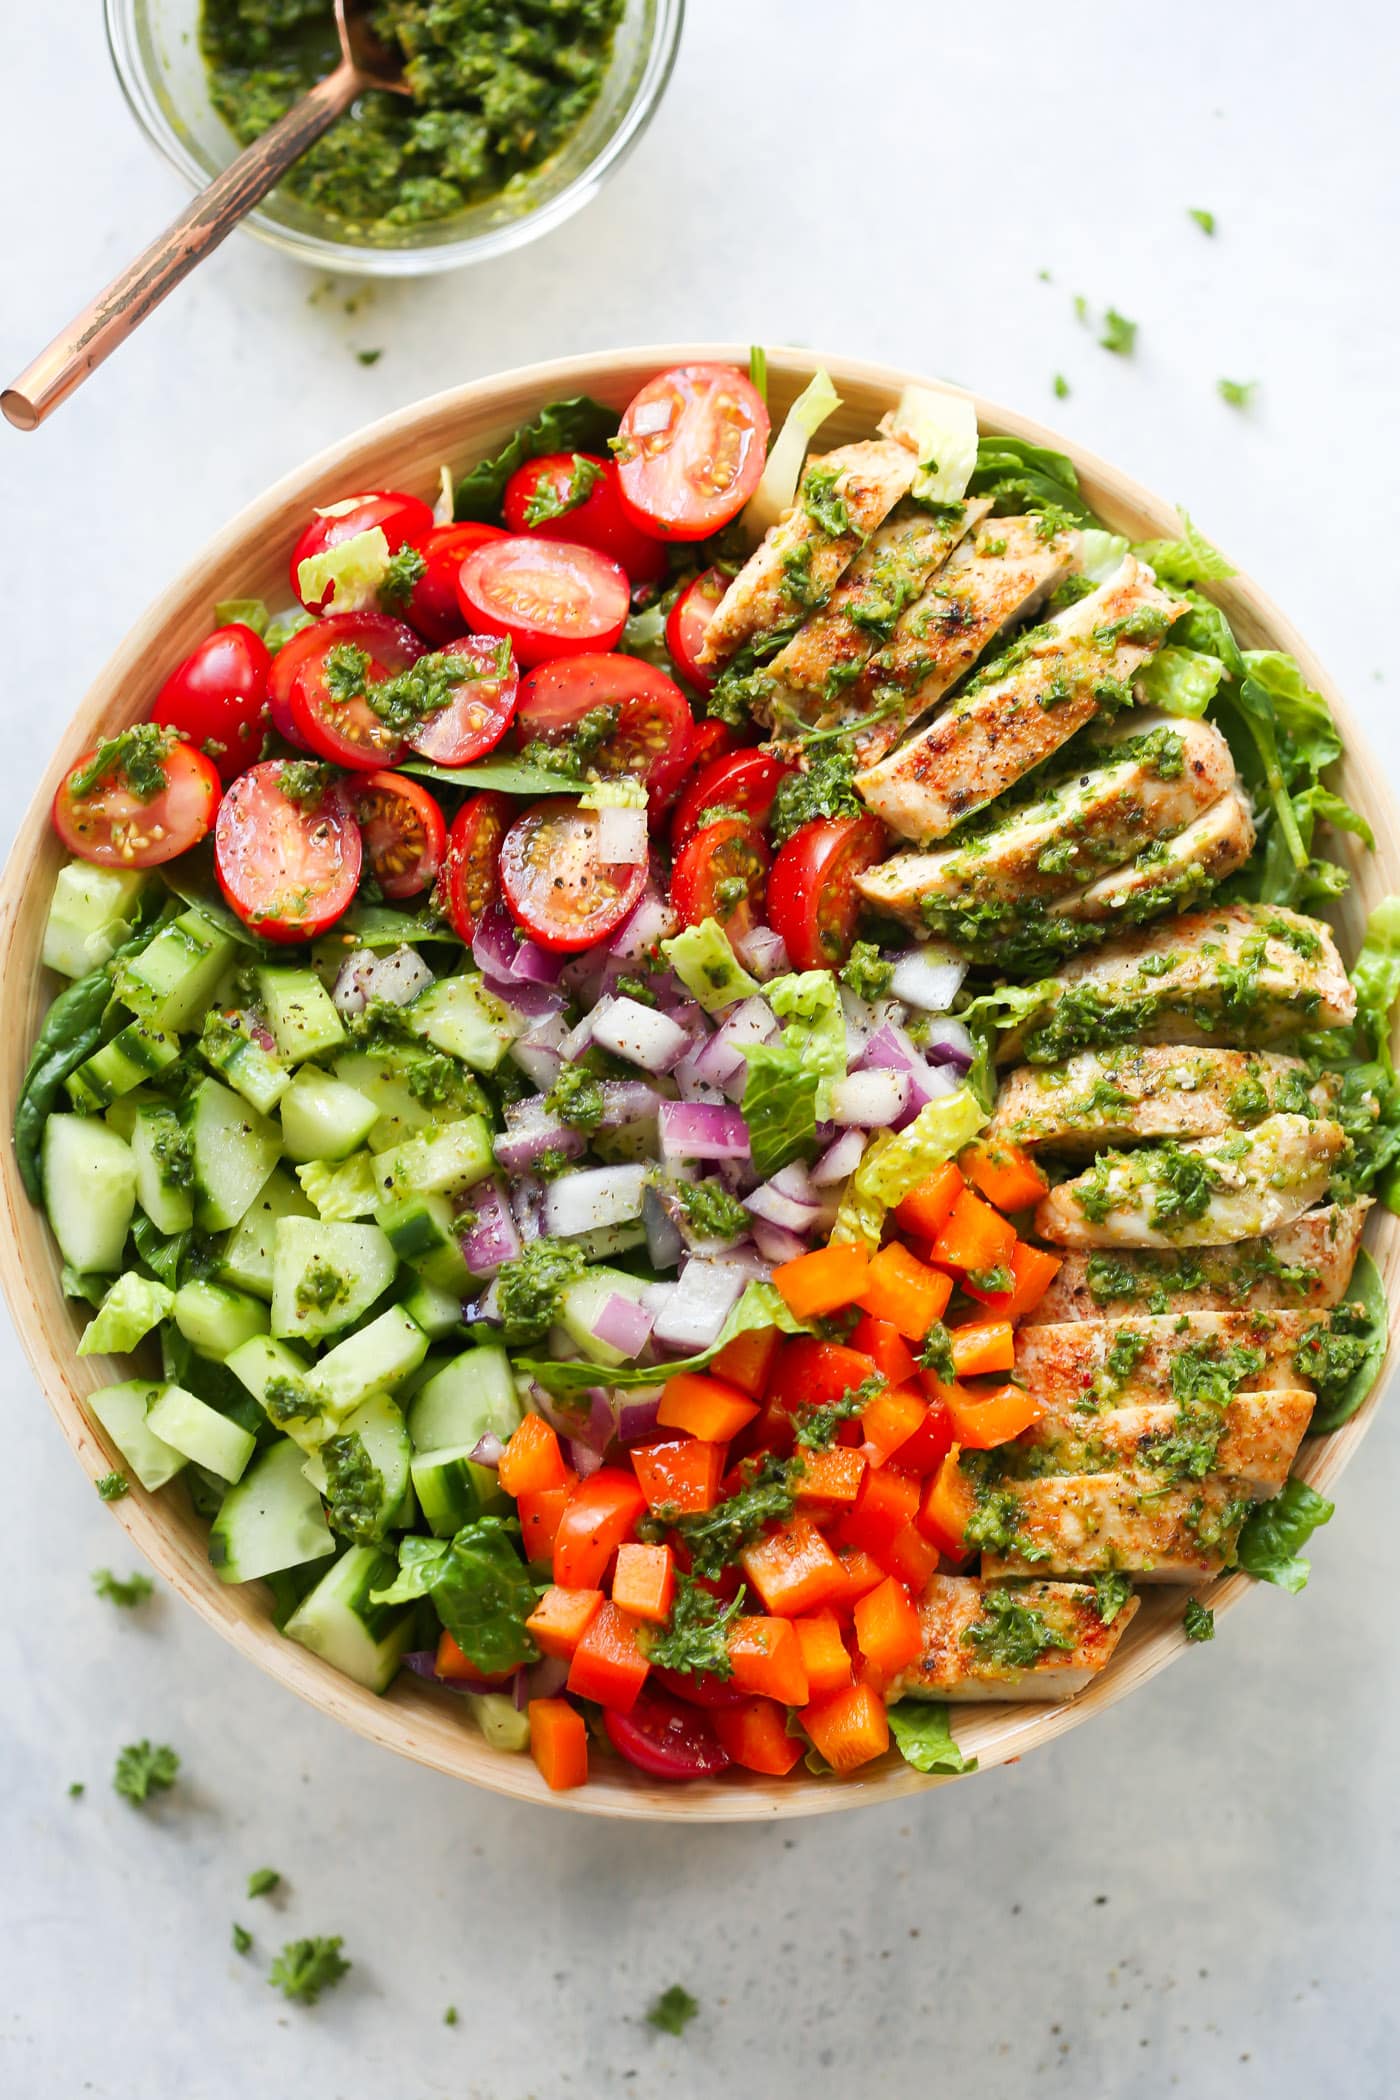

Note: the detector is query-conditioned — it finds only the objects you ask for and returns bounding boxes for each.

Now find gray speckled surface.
[3,2,1399,2092]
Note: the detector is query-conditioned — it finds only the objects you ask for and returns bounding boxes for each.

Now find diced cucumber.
[410,1444,507,1536]
[306,1306,429,1420]
[399,1276,465,1342]
[404,973,520,1071]
[43,862,149,979]
[131,1104,196,1235]
[226,1333,325,1454]
[43,1115,136,1273]
[255,967,346,1062]
[270,1218,397,1345]
[371,1117,494,1206]
[279,1070,379,1165]
[172,1279,271,1358]
[103,1092,156,1142]
[314,1392,412,1539]
[84,1379,187,1491]
[283,1543,413,1693]
[569,1220,649,1261]
[199,1015,290,1115]
[331,1043,484,1153]
[475,1692,530,1754]
[145,1384,256,1483]
[209,1436,335,1583]
[376,1191,471,1292]
[186,1078,281,1232]
[116,909,236,1031]
[558,1266,654,1368]
[65,1020,181,1112]
[219,1167,314,1299]
[406,1345,521,1455]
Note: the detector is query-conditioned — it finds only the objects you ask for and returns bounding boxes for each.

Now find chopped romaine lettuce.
[77,1272,174,1357]
[1076,529,1130,583]
[848,1087,986,1217]
[662,919,761,1014]
[1134,511,1236,587]
[1137,646,1225,718]
[886,1700,977,1775]
[295,528,391,615]
[744,369,841,544]
[740,970,847,1179]
[888,384,979,506]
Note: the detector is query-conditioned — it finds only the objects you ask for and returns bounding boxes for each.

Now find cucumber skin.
[42,1115,136,1273]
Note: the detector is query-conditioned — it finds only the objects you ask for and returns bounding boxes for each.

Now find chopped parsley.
[323,1430,387,1544]
[545,1062,605,1134]
[232,1922,254,1956]
[1053,373,1070,400]
[444,2005,459,2027]
[247,1867,282,1899]
[802,462,854,539]
[92,1567,154,1608]
[648,1455,803,1579]
[113,1738,180,1805]
[367,647,506,738]
[646,1574,744,1679]
[795,1373,884,1450]
[769,750,861,847]
[840,940,894,1002]
[378,541,426,611]
[67,724,178,804]
[495,1237,589,1347]
[920,1321,956,1382]
[1184,1598,1215,1641]
[962,1588,1075,1670]
[647,1984,700,2035]
[676,1178,750,1242]
[523,454,603,527]
[321,641,371,705]
[295,1257,351,1317]
[68,1781,85,1799]
[96,1471,130,1501]
[1295,1305,1373,1403]
[269,1935,351,2006]
[1218,378,1257,410]
[278,760,336,811]
[1099,309,1137,356]
[1147,1143,1222,1230]
[1092,1571,1134,1625]
[520,703,618,781]
[966,1264,1013,1294]
[263,1373,317,1425]
[1189,208,1217,235]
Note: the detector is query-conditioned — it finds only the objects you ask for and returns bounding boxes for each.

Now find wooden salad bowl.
[3,347,1396,1820]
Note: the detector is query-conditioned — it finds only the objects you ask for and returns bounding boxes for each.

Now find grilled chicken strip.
[1025,1198,1372,1322]
[978,1471,1253,1581]
[1002,1388,1315,1496]
[994,903,1355,1064]
[765,515,1075,762]
[1034,1112,1345,1249]
[857,716,1238,934]
[1051,787,1255,928]
[883,1576,1139,1704]
[992,1046,1337,1152]
[854,555,1186,842]
[1013,1309,1318,1408]
[697,435,918,672]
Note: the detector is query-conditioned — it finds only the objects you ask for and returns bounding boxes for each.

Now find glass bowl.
[104,0,684,276]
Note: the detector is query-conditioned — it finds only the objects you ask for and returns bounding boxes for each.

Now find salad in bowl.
[20,354,1400,1797]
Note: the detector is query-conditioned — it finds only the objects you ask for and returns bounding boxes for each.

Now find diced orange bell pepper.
[958,1136,1049,1214]
[801,1683,890,1774]
[526,1584,605,1660]
[741,1518,847,1617]
[891,1393,954,1476]
[894,1159,965,1241]
[962,1240,1064,1322]
[610,1542,675,1624]
[730,1398,796,1466]
[945,1382,1042,1450]
[434,1630,515,1686]
[728,1614,811,1704]
[827,1546,886,1616]
[517,1472,577,1564]
[712,1697,803,1776]
[794,1610,854,1695]
[839,1465,920,1556]
[498,1411,568,1498]
[860,1383,930,1467]
[709,1324,781,1398]
[552,1469,647,1589]
[849,1313,919,1387]
[656,1371,760,1445]
[855,1241,952,1339]
[795,1445,868,1507]
[931,1188,1018,1278]
[631,1437,725,1515]
[873,1520,940,1594]
[566,1600,650,1712]
[766,1337,880,1416]
[529,1697,589,1791]
[772,1242,870,1321]
[948,1318,1016,1379]
[916,1447,974,1559]
[853,1575,925,1680]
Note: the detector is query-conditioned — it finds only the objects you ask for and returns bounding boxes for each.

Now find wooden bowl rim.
[4,342,1395,1821]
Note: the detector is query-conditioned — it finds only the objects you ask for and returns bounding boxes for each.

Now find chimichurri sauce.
[199,0,625,239]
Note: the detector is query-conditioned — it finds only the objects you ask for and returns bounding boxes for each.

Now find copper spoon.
[1,0,409,433]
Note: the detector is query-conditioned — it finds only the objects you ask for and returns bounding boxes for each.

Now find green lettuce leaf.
[77,1273,174,1357]
[1076,529,1130,583]
[1235,1477,1334,1594]
[886,1700,978,1776]
[1136,646,1225,719]
[889,383,979,506]
[966,436,1094,524]
[371,1518,538,1673]
[214,598,270,637]
[1306,1249,1388,1434]
[518,1280,812,1396]
[295,528,391,615]
[739,970,848,1179]
[297,1153,377,1221]
[662,918,760,1015]
[1134,511,1236,586]
[1350,896,1400,1079]
[835,1089,986,1252]
[455,397,619,522]
[746,369,841,541]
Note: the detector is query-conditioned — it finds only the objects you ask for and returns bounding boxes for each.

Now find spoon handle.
[2,64,362,432]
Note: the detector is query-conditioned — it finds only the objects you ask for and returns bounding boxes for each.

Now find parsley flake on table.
[444,2006,459,2027]
[68,1782,84,1799]
[269,1935,351,2006]
[1053,373,1071,399]
[1218,378,1257,409]
[113,1739,180,1805]
[247,1867,281,1899]
[95,1472,130,1501]
[1099,308,1137,356]
[1189,207,1217,235]
[92,1567,154,1607]
[232,1923,253,1956]
[647,1984,700,2035]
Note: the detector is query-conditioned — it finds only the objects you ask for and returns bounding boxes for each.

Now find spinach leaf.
[15,967,112,1200]
[454,397,619,522]
[966,436,1094,524]
[1305,1250,1388,1433]
[372,1519,537,1673]
[1351,896,1400,1080]
[886,1701,977,1775]
[399,756,586,797]
[1235,1477,1335,1593]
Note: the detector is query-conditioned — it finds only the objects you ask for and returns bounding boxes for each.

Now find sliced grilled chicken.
[994,903,1355,1064]
[765,514,1075,761]
[992,1046,1336,1152]
[1013,1309,1317,1408]
[883,1576,1139,1703]
[854,555,1186,842]
[978,1471,1252,1581]
[1035,1112,1345,1248]
[697,436,918,672]
[1050,787,1255,927]
[1026,1198,1372,1322]
[1003,1388,1315,1495]
[856,716,1235,930]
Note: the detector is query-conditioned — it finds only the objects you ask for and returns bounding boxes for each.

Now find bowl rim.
[6,342,1397,1821]
[103,0,687,278]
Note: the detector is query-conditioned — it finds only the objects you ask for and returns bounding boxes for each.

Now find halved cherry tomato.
[499,798,647,953]
[457,536,629,668]
[265,619,329,750]
[670,815,769,939]
[288,613,425,771]
[435,790,509,944]
[767,813,889,970]
[149,624,270,784]
[670,748,793,853]
[404,634,518,766]
[664,566,730,693]
[503,453,668,584]
[615,364,769,541]
[53,733,221,870]
[290,488,434,611]
[651,1665,750,1710]
[404,521,507,644]
[516,654,694,807]
[685,719,744,774]
[603,1688,732,1779]
[213,759,361,941]
[355,771,445,900]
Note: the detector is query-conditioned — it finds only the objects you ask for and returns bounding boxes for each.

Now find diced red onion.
[706,1246,772,1285]
[923,1016,976,1070]
[597,803,648,864]
[857,1020,922,1075]
[830,1067,914,1127]
[591,997,692,1073]
[558,946,611,1010]
[769,1160,818,1206]
[618,1393,664,1443]
[566,1437,606,1479]
[652,1258,746,1350]
[734,922,791,980]
[744,1180,820,1233]
[750,1219,810,1264]
[332,952,377,1017]
[642,1188,684,1270]
[470,1431,505,1468]
[888,945,966,1012]
[510,1040,564,1091]
[525,1655,570,1701]
[495,1099,587,1174]
[590,1290,656,1358]
[508,1180,545,1244]
[543,1163,650,1237]
[558,1001,605,1061]
[840,987,881,1060]
[690,1030,744,1090]
[640,1279,679,1321]
[401,1649,440,1681]
[365,945,435,1007]
[461,1179,522,1278]
[658,1100,751,1162]
[597,1079,664,1129]
[908,1059,963,1106]
[812,1128,867,1185]
[489,979,566,1020]
[472,900,523,982]
[609,888,678,962]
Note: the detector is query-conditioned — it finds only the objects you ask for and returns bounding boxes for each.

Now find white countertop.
[3,3,1399,2093]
